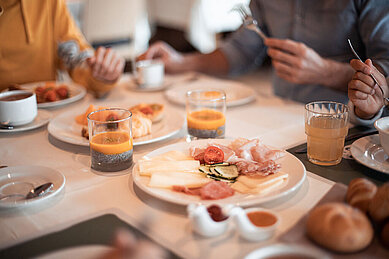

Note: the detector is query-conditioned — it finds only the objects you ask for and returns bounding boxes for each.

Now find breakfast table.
[0,70,388,258]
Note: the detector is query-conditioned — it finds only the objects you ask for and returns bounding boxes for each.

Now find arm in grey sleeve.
[358,0,389,76]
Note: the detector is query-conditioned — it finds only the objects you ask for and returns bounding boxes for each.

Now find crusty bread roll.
[306,202,374,253]
[131,111,152,139]
[346,178,377,213]
[369,182,389,224]
[381,221,389,249]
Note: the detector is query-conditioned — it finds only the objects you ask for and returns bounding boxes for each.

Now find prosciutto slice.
[173,181,234,200]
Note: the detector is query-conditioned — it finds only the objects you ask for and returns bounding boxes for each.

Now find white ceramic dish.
[121,73,197,92]
[0,110,52,133]
[0,165,65,209]
[21,81,86,108]
[374,116,389,155]
[48,107,184,146]
[132,139,306,206]
[164,77,256,107]
[0,90,37,126]
[244,243,330,259]
[350,134,389,174]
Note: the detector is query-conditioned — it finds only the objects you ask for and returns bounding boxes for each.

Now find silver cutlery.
[348,39,389,106]
[232,4,267,41]
[0,124,14,130]
[0,182,53,201]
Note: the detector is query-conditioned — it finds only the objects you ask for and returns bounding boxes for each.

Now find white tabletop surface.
[0,70,334,258]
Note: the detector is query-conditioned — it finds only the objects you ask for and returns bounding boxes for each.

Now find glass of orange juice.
[305,101,349,166]
[87,108,133,172]
[186,89,226,140]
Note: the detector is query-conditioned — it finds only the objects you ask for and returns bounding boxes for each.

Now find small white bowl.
[187,203,230,237]
[374,117,389,155]
[0,90,37,126]
[231,207,280,242]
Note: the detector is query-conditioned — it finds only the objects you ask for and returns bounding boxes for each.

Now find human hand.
[87,47,125,83]
[137,41,185,73]
[348,59,388,119]
[265,38,328,85]
[99,229,167,259]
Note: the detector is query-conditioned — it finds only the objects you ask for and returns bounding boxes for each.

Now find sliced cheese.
[237,172,288,189]
[145,151,193,162]
[231,172,288,194]
[139,160,200,176]
[148,171,211,188]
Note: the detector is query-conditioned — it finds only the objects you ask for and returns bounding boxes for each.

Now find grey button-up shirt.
[220,0,389,104]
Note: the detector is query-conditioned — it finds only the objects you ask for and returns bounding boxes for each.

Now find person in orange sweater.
[0,0,124,96]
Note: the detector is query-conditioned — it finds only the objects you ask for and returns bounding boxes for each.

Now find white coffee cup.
[374,116,389,155]
[0,90,38,126]
[135,60,164,88]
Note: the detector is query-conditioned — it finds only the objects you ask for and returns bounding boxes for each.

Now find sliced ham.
[172,185,201,196]
[235,160,281,176]
[200,181,235,200]
[173,181,234,200]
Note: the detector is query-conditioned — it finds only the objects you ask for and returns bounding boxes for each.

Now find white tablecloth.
[0,72,334,258]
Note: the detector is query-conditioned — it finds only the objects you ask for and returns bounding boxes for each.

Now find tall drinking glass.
[87,108,133,172]
[305,101,349,166]
[186,89,226,140]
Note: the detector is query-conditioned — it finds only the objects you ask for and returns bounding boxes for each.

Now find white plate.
[245,243,330,259]
[0,110,52,133]
[121,73,198,92]
[38,245,113,259]
[0,165,65,209]
[48,107,184,146]
[350,134,389,174]
[21,81,87,108]
[164,77,256,107]
[132,139,306,206]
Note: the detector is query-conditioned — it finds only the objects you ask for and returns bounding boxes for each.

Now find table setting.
[0,66,388,259]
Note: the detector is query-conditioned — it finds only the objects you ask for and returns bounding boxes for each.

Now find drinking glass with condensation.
[305,101,349,166]
[186,89,226,141]
[87,108,133,172]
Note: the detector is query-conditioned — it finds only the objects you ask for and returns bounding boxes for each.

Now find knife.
[294,130,378,154]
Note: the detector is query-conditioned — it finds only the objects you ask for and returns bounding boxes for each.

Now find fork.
[348,39,389,106]
[232,4,267,41]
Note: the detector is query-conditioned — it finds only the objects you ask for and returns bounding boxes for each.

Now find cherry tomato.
[204,146,224,164]
[140,106,153,115]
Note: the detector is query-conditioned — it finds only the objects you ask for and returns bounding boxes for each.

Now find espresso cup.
[135,60,164,88]
[0,90,38,126]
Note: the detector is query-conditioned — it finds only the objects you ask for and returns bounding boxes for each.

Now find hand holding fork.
[232,4,267,41]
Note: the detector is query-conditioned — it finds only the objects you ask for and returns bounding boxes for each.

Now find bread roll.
[346,178,377,213]
[381,221,389,249]
[306,202,374,253]
[369,182,389,224]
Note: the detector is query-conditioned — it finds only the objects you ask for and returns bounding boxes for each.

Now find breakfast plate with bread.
[47,103,184,146]
[350,134,389,174]
[132,138,306,206]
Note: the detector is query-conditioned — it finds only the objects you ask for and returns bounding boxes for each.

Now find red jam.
[207,205,228,222]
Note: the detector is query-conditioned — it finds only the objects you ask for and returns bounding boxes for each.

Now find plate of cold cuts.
[132,138,306,206]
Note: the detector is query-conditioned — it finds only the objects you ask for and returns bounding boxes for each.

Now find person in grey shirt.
[138,0,389,104]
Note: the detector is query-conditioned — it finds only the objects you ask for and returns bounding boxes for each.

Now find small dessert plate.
[350,134,389,174]
[0,165,65,209]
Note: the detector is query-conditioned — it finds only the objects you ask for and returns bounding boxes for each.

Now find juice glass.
[87,108,133,172]
[305,101,349,166]
[186,89,226,140]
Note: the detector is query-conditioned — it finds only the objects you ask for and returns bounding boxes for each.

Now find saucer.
[350,134,389,174]
[122,73,170,92]
[0,165,65,209]
[0,110,52,133]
